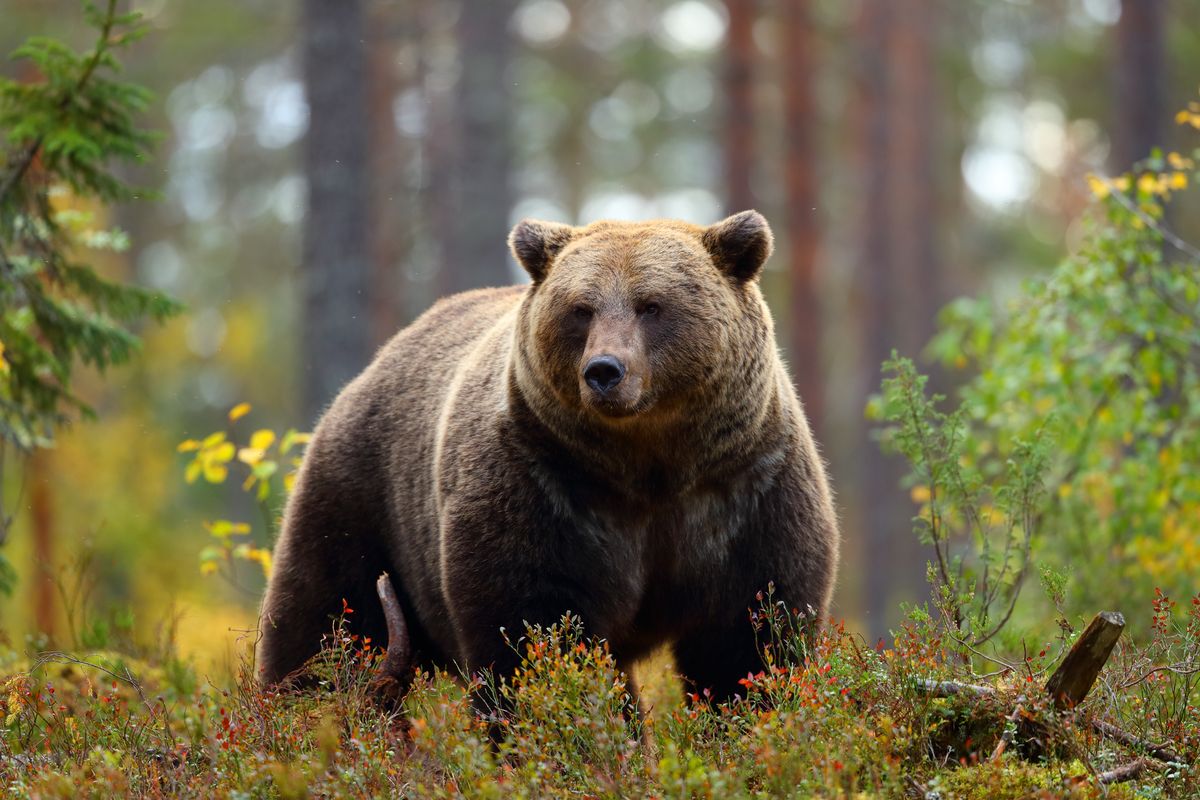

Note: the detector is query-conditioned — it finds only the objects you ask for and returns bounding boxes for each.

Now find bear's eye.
[572,305,593,321]
[639,302,661,318]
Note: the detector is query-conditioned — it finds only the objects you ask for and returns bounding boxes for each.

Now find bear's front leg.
[672,609,765,705]
[437,503,614,718]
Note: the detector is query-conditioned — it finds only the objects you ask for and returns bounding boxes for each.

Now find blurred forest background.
[1,0,1199,673]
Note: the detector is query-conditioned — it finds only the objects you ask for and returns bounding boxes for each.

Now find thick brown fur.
[258,211,840,702]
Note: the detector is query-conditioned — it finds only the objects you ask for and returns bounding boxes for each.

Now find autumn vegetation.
[3,2,1200,797]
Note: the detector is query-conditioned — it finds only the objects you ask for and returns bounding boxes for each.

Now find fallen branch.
[1091,718,1185,766]
[914,679,994,698]
[1096,758,1155,785]
[371,572,413,704]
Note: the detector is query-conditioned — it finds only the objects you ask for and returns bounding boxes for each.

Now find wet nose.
[583,355,626,394]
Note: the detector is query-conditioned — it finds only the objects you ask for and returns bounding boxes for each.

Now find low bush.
[1,591,1196,798]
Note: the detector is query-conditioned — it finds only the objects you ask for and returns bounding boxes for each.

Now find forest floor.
[0,601,1197,799]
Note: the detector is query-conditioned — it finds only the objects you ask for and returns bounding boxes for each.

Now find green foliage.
[873,93,1200,631]
[0,0,179,451]
[928,138,1200,620]
[871,354,1053,651]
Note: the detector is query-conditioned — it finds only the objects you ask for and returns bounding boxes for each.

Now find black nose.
[584,355,626,394]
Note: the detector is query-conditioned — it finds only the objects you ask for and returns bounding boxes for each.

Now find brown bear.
[257,210,839,702]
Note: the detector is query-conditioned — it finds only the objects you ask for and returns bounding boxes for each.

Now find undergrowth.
[1,592,1197,798]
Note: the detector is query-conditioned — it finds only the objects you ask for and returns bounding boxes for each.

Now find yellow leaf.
[1170,172,1188,190]
[200,561,219,576]
[203,462,229,484]
[1167,152,1194,170]
[177,439,201,453]
[201,431,226,449]
[237,447,265,466]
[910,485,931,504]
[1086,174,1110,199]
[283,472,297,493]
[210,442,235,462]
[1112,176,1131,192]
[1058,484,1073,500]
[250,548,273,578]
[1137,173,1158,195]
[185,461,202,484]
[0,341,8,375]
[280,430,312,454]
[205,520,250,538]
[228,402,252,422]
[249,429,276,451]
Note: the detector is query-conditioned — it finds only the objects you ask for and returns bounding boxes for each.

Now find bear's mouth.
[579,374,648,419]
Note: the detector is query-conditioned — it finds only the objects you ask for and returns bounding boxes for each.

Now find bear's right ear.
[508,219,577,283]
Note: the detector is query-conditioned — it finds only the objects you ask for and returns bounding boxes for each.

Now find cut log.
[1044,611,1125,709]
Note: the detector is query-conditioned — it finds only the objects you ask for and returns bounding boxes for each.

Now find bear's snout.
[583,355,626,394]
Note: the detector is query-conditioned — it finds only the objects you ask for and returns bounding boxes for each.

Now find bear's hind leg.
[256,470,389,685]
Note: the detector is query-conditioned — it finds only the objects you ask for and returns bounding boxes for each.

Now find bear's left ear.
[701,210,774,283]
[509,219,577,283]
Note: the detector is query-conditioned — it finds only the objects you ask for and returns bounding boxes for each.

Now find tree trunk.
[29,449,55,638]
[887,0,939,358]
[853,0,940,638]
[366,0,410,347]
[1114,0,1167,172]
[440,0,517,295]
[780,0,823,437]
[723,0,757,215]
[300,0,373,423]
[854,0,896,639]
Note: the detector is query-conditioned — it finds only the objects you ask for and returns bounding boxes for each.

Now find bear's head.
[510,211,775,428]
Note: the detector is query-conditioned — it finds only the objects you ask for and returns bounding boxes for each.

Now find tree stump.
[1044,610,1125,709]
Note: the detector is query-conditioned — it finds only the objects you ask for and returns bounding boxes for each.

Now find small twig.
[990,702,1025,762]
[1117,661,1200,689]
[903,777,928,799]
[1104,176,1200,262]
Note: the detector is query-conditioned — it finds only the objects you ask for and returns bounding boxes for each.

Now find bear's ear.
[701,210,774,283]
[508,219,577,283]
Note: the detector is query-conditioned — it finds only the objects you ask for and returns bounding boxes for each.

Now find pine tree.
[0,0,176,448]
[0,0,178,592]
